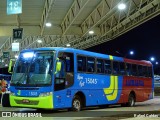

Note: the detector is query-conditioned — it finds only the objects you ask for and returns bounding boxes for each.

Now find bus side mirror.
[55,61,62,74]
[8,59,15,73]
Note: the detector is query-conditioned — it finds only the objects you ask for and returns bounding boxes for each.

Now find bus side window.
[132,64,138,76]
[96,59,104,73]
[148,66,153,77]
[87,57,95,73]
[104,60,111,74]
[113,61,120,75]
[77,56,86,72]
[143,66,148,77]
[119,62,126,75]
[138,65,143,77]
[126,63,132,76]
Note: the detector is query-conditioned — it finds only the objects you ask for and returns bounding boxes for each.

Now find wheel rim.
[73,99,81,111]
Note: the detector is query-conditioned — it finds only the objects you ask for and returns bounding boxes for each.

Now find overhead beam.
[0,35,81,59]
[80,0,128,37]
[40,0,56,36]
[61,0,89,35]
[0,23,40,26]
[72,0,160,49]
[99,0,131,36]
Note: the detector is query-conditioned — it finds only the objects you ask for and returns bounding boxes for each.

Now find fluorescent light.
[37,39,42,43]
[66,43,71,47]
[15,54,18,58]
[46,22,52,27]
[118,3,126,10]
[89,30,94,34]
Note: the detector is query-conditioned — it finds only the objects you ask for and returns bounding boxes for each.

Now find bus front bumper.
[10,95,53,109]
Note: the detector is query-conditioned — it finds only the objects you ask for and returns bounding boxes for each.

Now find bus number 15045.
[85,78,97,84]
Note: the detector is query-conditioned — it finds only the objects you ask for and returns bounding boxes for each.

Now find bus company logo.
[125,80,144,86]
[77,74,83,81]
[79,81,85,87]
[77,74,85,87]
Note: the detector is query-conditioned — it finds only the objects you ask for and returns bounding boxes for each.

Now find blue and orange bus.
[5,47,154,111]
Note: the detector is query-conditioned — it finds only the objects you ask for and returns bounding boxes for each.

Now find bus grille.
[14,99,39,105]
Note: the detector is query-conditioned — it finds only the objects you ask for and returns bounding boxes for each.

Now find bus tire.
[2,93,11,107]
[127,93,135,107]
[72,95,82,112]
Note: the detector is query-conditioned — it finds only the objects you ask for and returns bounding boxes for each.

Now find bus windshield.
[11,51,54,86]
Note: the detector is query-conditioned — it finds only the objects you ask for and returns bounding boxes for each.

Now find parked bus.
[5,47,154,111]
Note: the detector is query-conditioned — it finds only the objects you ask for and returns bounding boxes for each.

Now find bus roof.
[21,47,152,65]
[21,47,123,61]
[124,58,152,66]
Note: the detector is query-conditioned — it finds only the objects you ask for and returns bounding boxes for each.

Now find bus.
[5,47,154,111]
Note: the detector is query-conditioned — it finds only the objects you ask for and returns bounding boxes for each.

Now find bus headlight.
[39,92,52,97]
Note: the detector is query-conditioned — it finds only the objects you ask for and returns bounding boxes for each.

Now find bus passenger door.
[54,52,74,108]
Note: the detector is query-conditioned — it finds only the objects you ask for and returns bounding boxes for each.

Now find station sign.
[3,52,10,58]
[7,0,22,15]
[12,42,19,51]
[13,28,23,39]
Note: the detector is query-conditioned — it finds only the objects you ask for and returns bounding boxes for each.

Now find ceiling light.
[5,64,8,67]
[37,39,42,43]
[66,43,71,47]
[45,22,52,27]
[15,55,18,59]
[89,30,94,34]
[118,3,126,10]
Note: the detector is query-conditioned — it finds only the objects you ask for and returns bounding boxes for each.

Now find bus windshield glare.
[11,51,54,86]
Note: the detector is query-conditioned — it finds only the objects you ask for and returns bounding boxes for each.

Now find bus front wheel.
[72,95,82,112]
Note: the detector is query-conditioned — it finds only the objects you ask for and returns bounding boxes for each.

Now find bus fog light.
[39,92,52,97]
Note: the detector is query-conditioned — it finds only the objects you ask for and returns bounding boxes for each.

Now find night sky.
[87,15,160,74]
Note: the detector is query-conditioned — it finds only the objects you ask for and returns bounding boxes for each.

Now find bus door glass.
[54,52,74,91]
